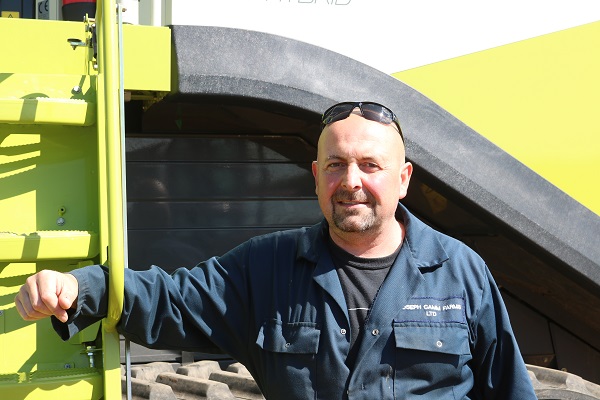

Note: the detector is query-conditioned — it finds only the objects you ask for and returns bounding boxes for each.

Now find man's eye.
[327,163,344,170]
[362,162,380,171]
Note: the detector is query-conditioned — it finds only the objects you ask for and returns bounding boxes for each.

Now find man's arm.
[14,249,252,359]
[472,267,537,398]
[15,270,79,323]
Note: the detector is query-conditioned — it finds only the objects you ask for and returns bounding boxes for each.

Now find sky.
[155,0,600,73]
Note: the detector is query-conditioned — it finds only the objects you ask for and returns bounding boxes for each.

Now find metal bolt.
[57,217,65,226]
[72,86,81,94]
[64,363,73,369]
[86,346,95,368]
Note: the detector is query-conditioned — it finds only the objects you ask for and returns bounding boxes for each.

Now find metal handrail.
[95,0,126,332]
[95,2,130,398]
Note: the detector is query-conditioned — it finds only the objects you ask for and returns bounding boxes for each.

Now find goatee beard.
[331,191,377,233]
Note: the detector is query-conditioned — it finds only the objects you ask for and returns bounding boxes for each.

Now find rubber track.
[120,362,600,399]
[121,360,264,400]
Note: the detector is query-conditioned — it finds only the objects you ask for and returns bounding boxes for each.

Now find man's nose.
[342,164,362,190]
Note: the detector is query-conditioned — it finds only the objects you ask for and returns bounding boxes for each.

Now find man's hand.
[15,270,79,323]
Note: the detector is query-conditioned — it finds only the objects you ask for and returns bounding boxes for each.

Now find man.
[15,102,537,399]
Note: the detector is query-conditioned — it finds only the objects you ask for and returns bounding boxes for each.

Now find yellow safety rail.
[96,0,126,333]
[95,0,126,398]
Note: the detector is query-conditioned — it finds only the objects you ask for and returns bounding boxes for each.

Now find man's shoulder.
[401,206,487,278]
[249,224,317,245]
[233,220,325,261]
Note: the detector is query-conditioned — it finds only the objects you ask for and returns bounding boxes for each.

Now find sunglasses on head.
[321,101,404,141]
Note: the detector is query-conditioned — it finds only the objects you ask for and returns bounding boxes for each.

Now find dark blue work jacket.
[59,203,536,399]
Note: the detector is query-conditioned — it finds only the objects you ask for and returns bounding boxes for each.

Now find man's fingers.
[41,271,77,322]
[15,296,51,321]
[15,284,52,321]
[14,270,79,323]
[57,274,79,321]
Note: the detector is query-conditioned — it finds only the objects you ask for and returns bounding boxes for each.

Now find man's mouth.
[337,200,366,205]
[333,195,370,208]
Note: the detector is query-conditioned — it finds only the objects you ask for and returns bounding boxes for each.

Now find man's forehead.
[318,123,404,163]
[320,123,399,147]
[324,152,380,161]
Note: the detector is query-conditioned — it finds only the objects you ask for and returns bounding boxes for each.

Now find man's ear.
[398,162,413,200]
[312,161,319,194]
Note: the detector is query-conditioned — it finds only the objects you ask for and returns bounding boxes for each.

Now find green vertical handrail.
[95,0,126,332]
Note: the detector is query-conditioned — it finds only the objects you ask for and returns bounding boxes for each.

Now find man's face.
[312,112,412,238]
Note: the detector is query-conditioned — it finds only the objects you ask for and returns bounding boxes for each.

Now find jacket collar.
[397,202,450,269]
[297,202,450,269]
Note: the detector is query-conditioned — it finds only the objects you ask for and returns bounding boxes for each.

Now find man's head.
[312,102,412,245]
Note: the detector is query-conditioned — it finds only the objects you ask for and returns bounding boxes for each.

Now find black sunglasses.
[321,101,404,141]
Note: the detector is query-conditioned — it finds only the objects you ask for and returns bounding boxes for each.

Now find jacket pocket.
[394,321,470,356]
[393,321,471,399]
[255,319,320,399]
[256,319,320,354]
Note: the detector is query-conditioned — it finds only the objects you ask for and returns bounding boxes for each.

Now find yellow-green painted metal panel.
[0,261,103,399]
[0,126,99,234]
[394,21,600,216]
[123,24,171,91]
[0,74,96,125]
[0,98,96,125]
[0,1,153,397]
[0,231,99,262]
[0,18,95,75]
[0,372,103,400]
[0,74,95,100]
[0,123,104,396]
[0,18,171,93]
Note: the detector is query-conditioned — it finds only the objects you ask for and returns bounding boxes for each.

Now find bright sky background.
[161,0,600,73]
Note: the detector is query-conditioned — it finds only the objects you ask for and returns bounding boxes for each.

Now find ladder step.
[0,98,95,126]
[0,231,99,262]
[0,369,102,399]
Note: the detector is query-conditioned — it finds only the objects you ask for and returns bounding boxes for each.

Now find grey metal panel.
[125,133,322,273]
[126,162,314,199]
[126,135,316,162]
[128,200,322,229]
